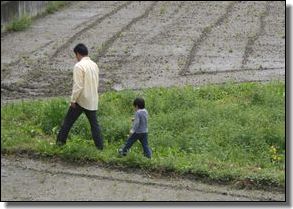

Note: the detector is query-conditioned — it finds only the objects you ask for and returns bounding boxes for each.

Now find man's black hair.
[73,43,88,56]
[133,97,145,109]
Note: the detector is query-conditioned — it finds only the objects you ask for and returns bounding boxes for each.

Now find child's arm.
[130,112,140,134]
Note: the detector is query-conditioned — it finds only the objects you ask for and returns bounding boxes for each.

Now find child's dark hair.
[73,43,88,56]
[133,97,145,109]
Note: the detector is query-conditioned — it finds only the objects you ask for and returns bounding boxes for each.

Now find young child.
[118,97,152,158]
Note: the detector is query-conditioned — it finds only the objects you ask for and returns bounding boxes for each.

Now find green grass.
[46,1,68,14]
[1,81,285,189]
[4,1,68,32]
[6,15,32,31]
[160,5,167,15]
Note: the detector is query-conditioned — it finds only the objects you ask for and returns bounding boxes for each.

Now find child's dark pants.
[122,133,152,158]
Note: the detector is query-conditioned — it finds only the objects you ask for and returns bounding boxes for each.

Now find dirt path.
[1,155,285,201]
[1,1,285,101]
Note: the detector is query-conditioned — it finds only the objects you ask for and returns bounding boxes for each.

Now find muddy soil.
[1,155,285,201]
[1,1,285,101]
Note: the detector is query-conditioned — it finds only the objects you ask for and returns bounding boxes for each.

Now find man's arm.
[70,65,84,106]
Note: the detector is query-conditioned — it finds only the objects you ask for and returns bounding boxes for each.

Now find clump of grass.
[6,15,32,31]
[4,1,68,32]
[1,81,285,189]
[160,4,167,15]
[46,1,68,14]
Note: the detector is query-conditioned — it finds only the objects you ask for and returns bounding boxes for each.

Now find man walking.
[56,43,103,150]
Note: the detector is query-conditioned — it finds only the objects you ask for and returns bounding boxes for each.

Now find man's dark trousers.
[56,103,103,149]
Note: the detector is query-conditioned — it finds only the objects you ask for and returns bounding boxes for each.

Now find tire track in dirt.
[93,1,158,62]
[1,40,53,72]
[103,1,237,91]
[177,1,283,81]
[1,2,284,101]
[241,1,270,69]
[145,1,199,45]
[1,1,143,100]
[51,1,158,92]
[45,1,157,74]
[1,2,80,67]
[144,1,186,44]
[179,1,238,76]
[1,1,158,100]
[1,1,131,78]
[51,1,133,58]
[1,2,127,94]
[240,1,285,71]
[1,2,130,63]
[96,1,188,89]
[98,1,227,91]
[108,1,187,57]
[46,1,157,95]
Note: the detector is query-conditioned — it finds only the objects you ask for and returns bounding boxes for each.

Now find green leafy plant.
[46,1,68,14]
[6,15,32,31]
[1,81,285,189]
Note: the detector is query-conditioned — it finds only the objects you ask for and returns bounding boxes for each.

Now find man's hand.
[70,102,77,108]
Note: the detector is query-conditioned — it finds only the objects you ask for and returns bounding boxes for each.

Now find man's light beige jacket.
[71,56,99,111]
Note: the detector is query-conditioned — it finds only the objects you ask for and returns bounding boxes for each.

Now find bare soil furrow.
[97,1,189,89]
[179,1,238,75]
[144,1,186,45]
[1,1,285,101]
[1,1,133,99]
[1,2,155,100]
[242,1,285,70]
[51,1,133,58]
[184,1,282,78]
[241,2,270,68]
[94,1,158,62]
[1,2,116,65]
[50,1,156,71]
[99,1,232,91]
